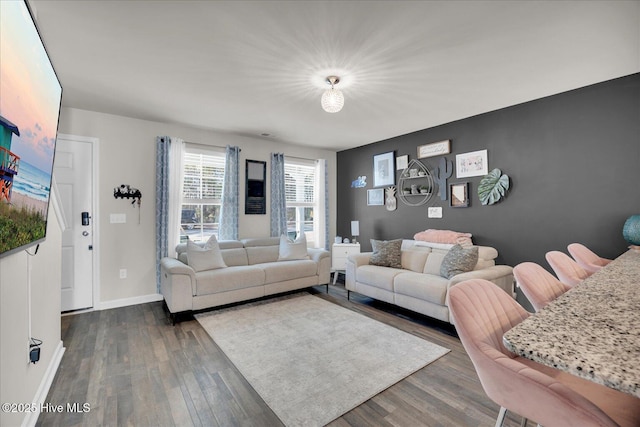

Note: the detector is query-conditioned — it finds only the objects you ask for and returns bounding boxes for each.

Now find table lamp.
[351,220,360,244]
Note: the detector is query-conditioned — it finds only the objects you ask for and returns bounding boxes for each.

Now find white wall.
[57,107,337,305]
[0,198,63,427]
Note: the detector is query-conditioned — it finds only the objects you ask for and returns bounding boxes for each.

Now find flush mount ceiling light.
[321,76,344,113]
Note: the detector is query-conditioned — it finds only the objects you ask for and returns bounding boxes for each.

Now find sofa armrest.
[345,253,372,290]
[447,265,515,297]
[308,248,331,284]
[160,257,196,313]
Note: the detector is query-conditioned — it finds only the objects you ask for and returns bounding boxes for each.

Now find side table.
[332,243,360,285]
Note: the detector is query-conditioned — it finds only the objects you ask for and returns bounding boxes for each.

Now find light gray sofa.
[345,240,514,324]
[160,237,331,317]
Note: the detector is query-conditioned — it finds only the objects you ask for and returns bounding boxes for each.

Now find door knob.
[82,231,89,236]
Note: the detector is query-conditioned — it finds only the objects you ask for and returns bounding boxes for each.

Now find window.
[285,158,319,247]
[181,146,225,243]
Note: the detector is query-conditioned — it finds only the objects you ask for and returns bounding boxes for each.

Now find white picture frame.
[396,155,408,170]
[456,149,488,178]
[373,151,395,187]
[417,140,451,159]
[367,188,384,206]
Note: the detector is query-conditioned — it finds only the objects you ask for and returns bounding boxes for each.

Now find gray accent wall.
[337,73,639,279]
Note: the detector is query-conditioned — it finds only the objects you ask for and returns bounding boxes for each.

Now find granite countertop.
[503,249,640,398]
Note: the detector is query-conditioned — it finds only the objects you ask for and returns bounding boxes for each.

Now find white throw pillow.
[186,234,227,272]
[278,234,308,261]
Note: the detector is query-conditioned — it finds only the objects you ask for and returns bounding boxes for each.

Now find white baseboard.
[98,293,163,311]
[22,341,66,427]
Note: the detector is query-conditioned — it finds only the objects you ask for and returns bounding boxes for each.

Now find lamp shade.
[622,215,640,245]
[351,220,360,236]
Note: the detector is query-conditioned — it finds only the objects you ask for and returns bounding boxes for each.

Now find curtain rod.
[185,141,241,152]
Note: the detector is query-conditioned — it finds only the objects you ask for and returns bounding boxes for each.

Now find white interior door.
[54,136,94,311]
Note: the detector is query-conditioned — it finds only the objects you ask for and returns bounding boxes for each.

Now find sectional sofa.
[160,237,331,319]
[346,239,514,323]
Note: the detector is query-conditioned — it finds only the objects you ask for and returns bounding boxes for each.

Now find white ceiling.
[30,0,639,151]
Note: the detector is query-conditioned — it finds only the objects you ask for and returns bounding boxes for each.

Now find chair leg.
[495,407,508,427]
[520,417,528,427]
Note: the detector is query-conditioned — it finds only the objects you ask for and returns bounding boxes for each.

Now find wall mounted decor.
[396,155,409,170]
[398,159,434,206]
[351,176,367,188]
[450,182,469,207]
[434,157,453,201]
[114,184,141,204]
[114,184,142,223]
[373,151,395,187]
[456,149,488,178]
[367,188,384,206]
[245,159,266,214]
[385,186,397,211]
[478,168,510,205]
[418,140,451,159]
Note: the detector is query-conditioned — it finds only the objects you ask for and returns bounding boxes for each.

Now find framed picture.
[396,154,408,170]
[417,140,451,159]
[450,182,469,208]
[456,149,488,178]
[373,151,395,187]
[367,188,384,206]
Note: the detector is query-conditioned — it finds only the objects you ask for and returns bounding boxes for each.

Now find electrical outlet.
[119,269,127,279]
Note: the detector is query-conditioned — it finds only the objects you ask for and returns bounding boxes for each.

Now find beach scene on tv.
[0,1,62,254]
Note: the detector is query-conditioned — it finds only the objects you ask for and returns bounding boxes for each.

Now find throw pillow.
[278,234,309,261]
[186,234,227,272]
[369,239,402,268]
[440,244,479,279]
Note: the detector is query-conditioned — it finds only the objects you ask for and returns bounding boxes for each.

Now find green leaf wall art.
[478,168,510,205]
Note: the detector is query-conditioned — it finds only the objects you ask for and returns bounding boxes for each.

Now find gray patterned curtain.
[270,152,287,237]
[219,145,240,240]
[322,159,329,250]
[155,136,170,292]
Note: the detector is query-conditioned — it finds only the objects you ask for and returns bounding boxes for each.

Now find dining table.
[503,248,640,398]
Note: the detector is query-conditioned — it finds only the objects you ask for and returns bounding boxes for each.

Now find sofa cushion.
[423,249,448,275]
[187,235,227,272]
[260,259,318,284]
[278,234,309,261]
[246,246,280,265]
[401,247,431,273]
[440,244,479,279]
[221,248,249,267]
[369,239,402,268]
[195,265,265,295]
[356,265,404,291]
[394,272,449,305]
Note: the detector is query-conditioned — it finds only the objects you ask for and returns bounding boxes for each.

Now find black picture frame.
[450,182,469,208]
[245,160,266,214]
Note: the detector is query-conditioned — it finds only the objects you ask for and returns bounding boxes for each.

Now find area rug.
[195,294,450,426]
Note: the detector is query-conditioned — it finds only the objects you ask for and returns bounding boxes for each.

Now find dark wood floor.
[38,281,530,426]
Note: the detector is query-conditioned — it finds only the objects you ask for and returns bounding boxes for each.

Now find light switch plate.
[110,213,126,223]
[428,207,443,218]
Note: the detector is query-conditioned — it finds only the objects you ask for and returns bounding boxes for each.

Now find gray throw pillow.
[440,244,479,279]
[369,239,402,268]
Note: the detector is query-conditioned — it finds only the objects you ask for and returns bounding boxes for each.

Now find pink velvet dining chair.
[545,250,589,287]
[448,279,640,427]
[513,262,571,312]
[567,243,612,275]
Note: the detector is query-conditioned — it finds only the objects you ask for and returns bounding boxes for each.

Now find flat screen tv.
[0,0,63,258]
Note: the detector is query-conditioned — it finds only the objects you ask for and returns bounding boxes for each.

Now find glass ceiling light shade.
[321,76,344,113]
